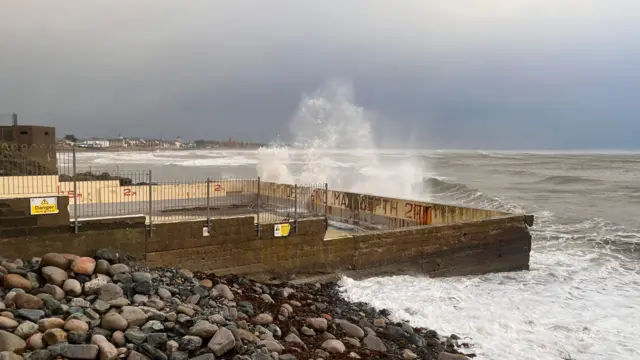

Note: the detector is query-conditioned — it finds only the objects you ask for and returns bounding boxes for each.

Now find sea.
[73,81,639,360]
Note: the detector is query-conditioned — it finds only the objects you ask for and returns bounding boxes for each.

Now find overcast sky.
[1,1,639,149]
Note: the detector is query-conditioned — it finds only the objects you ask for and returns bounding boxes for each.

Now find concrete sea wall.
[0,195,532,280]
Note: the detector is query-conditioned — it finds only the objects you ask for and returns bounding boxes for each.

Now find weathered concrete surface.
[146,214,532,279]
[260,182,510,227]
[0,195,533,280]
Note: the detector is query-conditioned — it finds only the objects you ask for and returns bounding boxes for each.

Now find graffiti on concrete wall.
[311,188,431,225]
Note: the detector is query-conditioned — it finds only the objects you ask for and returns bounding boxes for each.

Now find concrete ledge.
[0,192,534,281]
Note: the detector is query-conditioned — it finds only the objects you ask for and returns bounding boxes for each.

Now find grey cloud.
[1,0,639,148]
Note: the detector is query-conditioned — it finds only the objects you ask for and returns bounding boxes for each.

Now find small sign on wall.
[203,226,210,237]
[30,197,59,215]
[274,223,291,237]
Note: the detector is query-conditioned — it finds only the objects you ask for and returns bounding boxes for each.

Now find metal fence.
[0,144,329,234]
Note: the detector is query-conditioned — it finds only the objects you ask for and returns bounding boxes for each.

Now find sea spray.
[256,79,429,200]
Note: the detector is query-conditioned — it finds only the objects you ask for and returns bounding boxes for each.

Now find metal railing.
[0,144,329,235]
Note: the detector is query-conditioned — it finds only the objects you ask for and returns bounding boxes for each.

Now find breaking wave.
[424,177,524,213]
[256,79,429,200]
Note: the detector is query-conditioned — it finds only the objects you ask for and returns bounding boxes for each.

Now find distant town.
[57,134,266,150]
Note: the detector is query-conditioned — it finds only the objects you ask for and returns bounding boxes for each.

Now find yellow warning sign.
[30,197,59,215]
[274,223,291,237]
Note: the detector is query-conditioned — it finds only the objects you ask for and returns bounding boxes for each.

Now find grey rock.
[140,343,168,360]
[138,307,166,322]
[260,295,274,304]
[41,266,68,286]
[157,288,171,300]
[84,278,108,296]
[124,328,147,345]
[158,340,175,354]
[305,318,327,332]
[169,352,187,360]
[284,332,306,349]
[402,349,418,360]
[321,339,346,354]
[112,273,132,284]
[84,309,101,321]
[337,320,365,339]
[208,314,224,325]
[188,321,218,338]
[95,248,120,264]
[145,299,165,311]
[267,325,281,339]
[133,281,153,295]
[142,320,165,333]
[0,330,27,352]
[177,336,202,351]
[25,350,50,360]
[121,306,148,327]
[90,327,113,339]
[101,312,128,331]
[109,264,130,275]
[14,321,38,339]
[63,279,83,297]
[342,337,360,347]
[128,351,150,360]
[68,331,89,344]
[91,299,111,314]
[132,272,152,283]
[70,298,91,308]
[49,343,100,359]
[207,327,235,356]
[189,354,214,360]
[257,340,284,353]
[213,284,233,301]
[363,334,387,352]
[42,296,63,315]
[132,295,148,305]
[277,287,295,298]
[107,297,130,307]
[145,333,168,349]
[91,334,118,360]
[165,313,177,323]
[300,327,315,336]
[253,314,273,325]
[186,295,200,305]
[39,284,64,300]
[95,260,111,275]
[98,284,124,302]
[17,309,45,322]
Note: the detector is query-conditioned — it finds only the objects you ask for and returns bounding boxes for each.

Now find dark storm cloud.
[1,0,639,149]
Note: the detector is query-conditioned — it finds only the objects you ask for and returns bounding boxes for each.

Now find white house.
[78,138,110,148]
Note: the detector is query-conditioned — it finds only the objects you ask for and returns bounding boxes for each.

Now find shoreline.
[0,250,475,360]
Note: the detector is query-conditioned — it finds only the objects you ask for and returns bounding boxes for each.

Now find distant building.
[0,124,57,173]
[78,138,109,148]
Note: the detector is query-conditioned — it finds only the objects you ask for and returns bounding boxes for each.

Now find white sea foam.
[81,150,258,167]
[339,218,640,360]
[256,79,429,200]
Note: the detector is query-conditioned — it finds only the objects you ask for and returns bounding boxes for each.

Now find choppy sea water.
[75,148,640,360]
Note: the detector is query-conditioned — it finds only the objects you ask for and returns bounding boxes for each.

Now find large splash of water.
[256,79,429,199]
